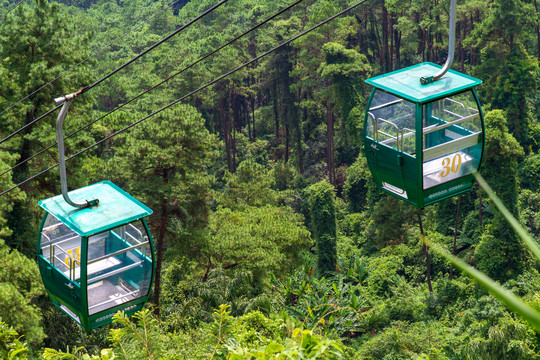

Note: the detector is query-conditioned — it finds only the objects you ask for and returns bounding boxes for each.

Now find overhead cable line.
[0,0,307,180]
[0,0,368,198]
[0,0,230,146]
[0,0,185,120]
[0,0,26,22]
[79,0,230,95]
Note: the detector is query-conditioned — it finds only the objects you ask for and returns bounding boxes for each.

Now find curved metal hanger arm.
[54,93,97,209]
[420,0,457,85]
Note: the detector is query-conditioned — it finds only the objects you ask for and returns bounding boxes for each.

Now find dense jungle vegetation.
[0,0,539,358]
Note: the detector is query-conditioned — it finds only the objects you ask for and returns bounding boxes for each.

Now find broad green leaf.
[427,239,540,332]
[475,172,540,263]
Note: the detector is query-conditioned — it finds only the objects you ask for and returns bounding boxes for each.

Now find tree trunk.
[435,14,441,63]
[294,89,303,174]
[427,28,433,62]
[327,102,335,186]
[389,15,394,72]
[416,12,425,60]
[459,19,465,72]
[278,50,297,166]
[221,96,233,173]
[535,0,540,62]
[273,82,279,139]
[153,169,169,316]
[382,1,390,72]
[449,195,462,280]
[231,86,237,172]
[370,12,382,62]
[6,110,34,250]
[470,14,477,66]
[479,192,483,227]
[285,123,290,163]
[418,212,433,292]
[394,26,401,69]
[251,94,256,139]
[247,97,252,141]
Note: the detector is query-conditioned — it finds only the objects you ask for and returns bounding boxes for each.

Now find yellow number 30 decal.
[440,154,462,178]
[64,247,81,267]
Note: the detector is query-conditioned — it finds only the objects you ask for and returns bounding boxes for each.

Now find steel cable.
[0,0,185,120]
[0,0,26,22]
[0,0,369,197]
[0,0,230,146]
[0,0,306,180]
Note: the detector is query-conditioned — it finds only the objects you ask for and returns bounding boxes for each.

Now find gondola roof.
[38,181,152,236]
[365,62,482,104]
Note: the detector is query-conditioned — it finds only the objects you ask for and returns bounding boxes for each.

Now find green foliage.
[192,268,271,318]
[0,0,94,252]
[215,160,292,211]
[107,309,166,360]
[306,181,337,278]
[42,306,348,360]
[518,189,540,239]
[228,310,285,349]
[482,110,523,197]
[270,255,368,338]
[208,205,312,280]
[365,241,435,298]
[272,161,298,191]
[462,313,538,360]
[159,264,205,331]
[342,155,371,213]
[110,103,218,310]
[475,110,526,281]
[469,0,538,147]
[0,151,25,241]
[357,320,459,360]
[318,42,371,147]
[44,309,198,360]
[43,347,116,360]
[435,193,476,238]
[427,175,540,336]
[227,328,345,360]
[0,0,93,124]
[0,0,539,357]
[0,321,28,360]
[244,139,270,167]
[337,212,371,258]
[461,201,490,245]
[0,240,45,345]
[475,228,523,281]
[363,196,416,249]
[519,154,540,192]
[490,49,538,148]
[112,104,218,227]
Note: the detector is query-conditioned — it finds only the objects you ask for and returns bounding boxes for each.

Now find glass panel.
[87,220,152,316]
[422,90,482,189]
[367,90,416,156]
[40,214,82,282]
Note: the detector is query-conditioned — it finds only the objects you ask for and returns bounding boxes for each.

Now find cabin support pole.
[420,0,457,84]
[54,93,97,209]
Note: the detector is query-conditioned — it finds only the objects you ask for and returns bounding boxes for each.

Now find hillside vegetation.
[0,0,539,358]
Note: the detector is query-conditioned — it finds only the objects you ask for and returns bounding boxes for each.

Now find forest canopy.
[0,0,539,358]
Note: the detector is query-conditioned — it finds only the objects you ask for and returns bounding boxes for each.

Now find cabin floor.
[88,279,138,315]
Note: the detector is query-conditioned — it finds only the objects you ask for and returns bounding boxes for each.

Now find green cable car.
[37,93,155,332]
[37,181,155,332]
[364,62,485,208]
[363,0,484,208]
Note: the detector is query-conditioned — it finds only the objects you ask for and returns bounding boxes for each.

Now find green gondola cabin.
[37,181,155,332]
[364,62,485,208]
